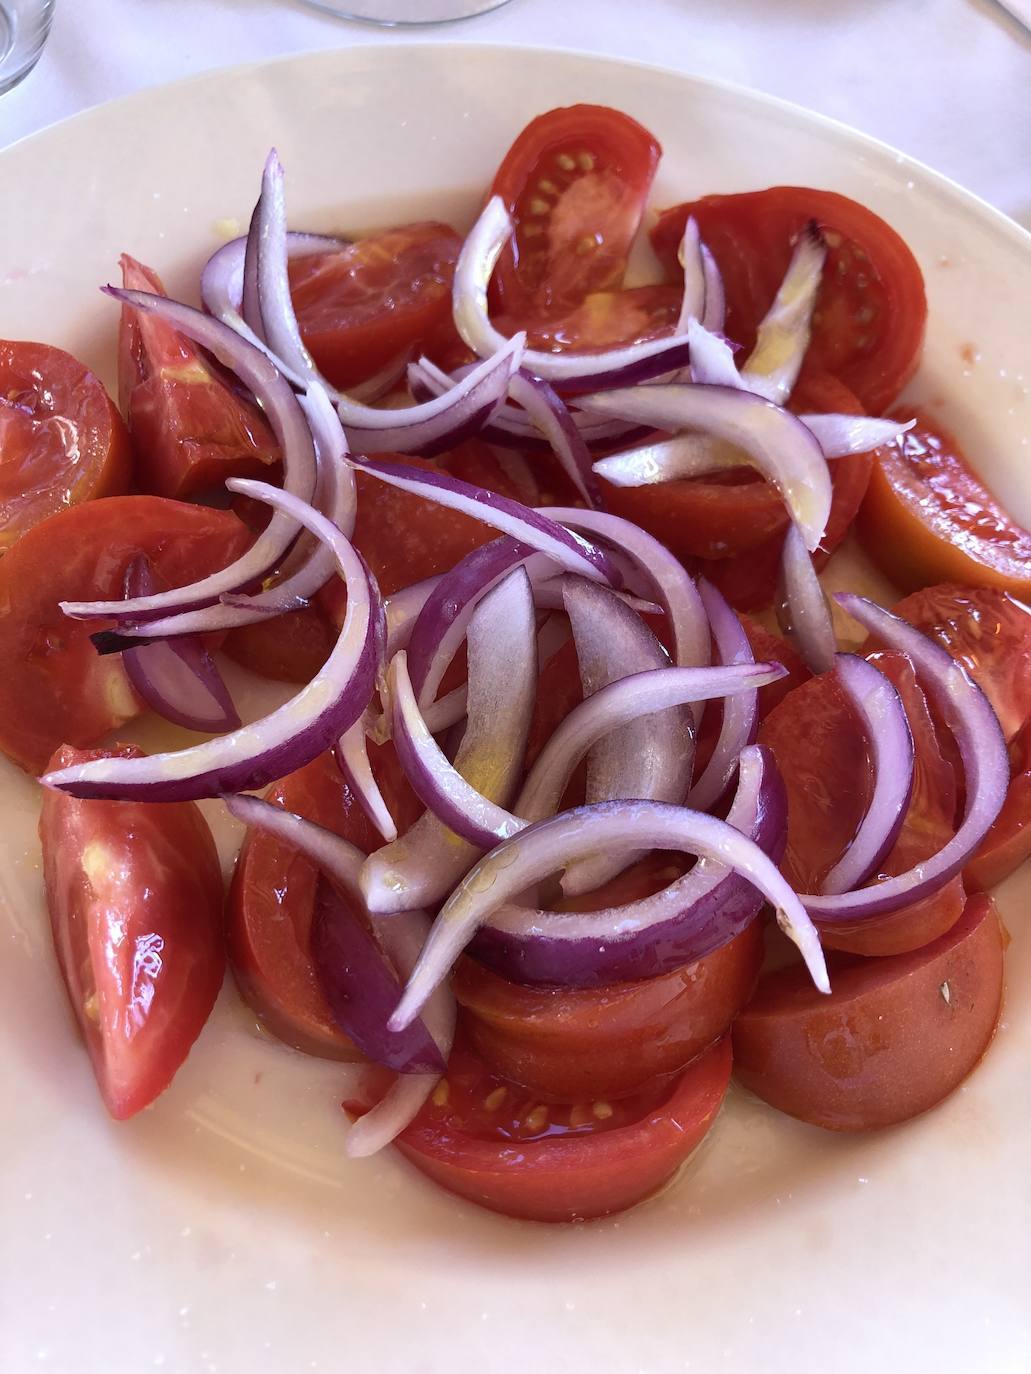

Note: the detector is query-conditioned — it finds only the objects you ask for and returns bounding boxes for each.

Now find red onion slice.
[700,244,726,333]
[688,581,758,811]
[686,317,743,389]
[335,714,399,844]
[361,568,537,915]
[578,383,832,551]
[389,783,829,1031]
[348,456,621,589]
[801,413,915,456]
[224,791,365,888]
[242,196,265,343]
[453,197,692,390]
[384,577,440,658]
[560,576,694,895]
[675,216,706,333]
[740,224,826,406]
[821,655,915,896]
[43,481,379,802]
[60,291,317,626]
[507,372,601,507]
[476,744,786,987]
[801,595,1010,919]
[776,521,837,675]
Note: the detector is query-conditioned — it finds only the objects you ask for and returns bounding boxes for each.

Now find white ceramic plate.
[1,45,1029,1374]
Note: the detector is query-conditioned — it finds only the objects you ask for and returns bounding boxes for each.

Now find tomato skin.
[289,223,462,390]
[651,188,926,414]
[733,894,1004,1131]
[351,1035,731,1223]
[489,105,661,318]
[0,496,252,775]
[228,746,421,1059]
[858,414,1031,598]
[454,917,761,1101]
[965,723,1031,892]
[119,256,280,500]
[0,340,131,552]
[40,744,225,1119]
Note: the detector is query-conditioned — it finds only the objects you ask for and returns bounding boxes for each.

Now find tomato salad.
[5,105,1029,1224]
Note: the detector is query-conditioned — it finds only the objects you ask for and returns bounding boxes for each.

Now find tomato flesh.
[289,223,462,390]
[0,495,251,774]
[40,743,225,1119]
[651,187,926,414]
[733,894,1005,1131]
[119,256,280,499]
[348,1034,731,1222]
[965,723,1031,891]
[858,413,1031,598]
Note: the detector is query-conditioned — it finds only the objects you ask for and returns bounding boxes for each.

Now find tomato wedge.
[965,723,1031,892]
[40,743,225,1119]
[289,222,462,390]
[0,340,131,552]
[857,412,1031,597]
[0,495,251,774]
[651,187,926,414]
[733,894,1005,1131]
[455,912,761,1101]
[119,255,280,499]
[228,746,421,1059]
[488,105,661,318]
[348,1034,731,1223]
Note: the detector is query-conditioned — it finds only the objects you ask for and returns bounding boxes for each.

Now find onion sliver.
[578,383,832,551]
[801,595,1010,919]
[389,782,830,1030]
[776,521,836,675]
[60,290,317,625]
[821,655,915,896]
[675,217,706,333]
[739,224,826,406]
[42,481,379,802]
[452,197,692,390]
[362,568,537,915]
[688,581,758,811]
[336,713,399,844]
[700,244,726,332]
[507,372,601,507]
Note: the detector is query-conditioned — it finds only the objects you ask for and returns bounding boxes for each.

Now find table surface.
[2,0,1030,229]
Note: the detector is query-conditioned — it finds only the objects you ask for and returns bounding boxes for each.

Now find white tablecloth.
[3,0,1030,229]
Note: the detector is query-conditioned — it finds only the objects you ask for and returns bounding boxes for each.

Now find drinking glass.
[0,0,53,94]
[298,0,512,25]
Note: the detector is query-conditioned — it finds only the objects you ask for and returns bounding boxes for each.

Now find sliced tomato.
[288,222,462,391]
[965,722,1031,891]
[488,105,661,318]
[733,893,1004,1131]
[228,745,421,1059]
[222,603,336,684]
[759,650,962,955]
[651,187,926,414]
[119,255,280,499]
[0,496,251,774]
[501,283,681,354]
[40,743,224,1119]
[857,412,1031,597]
[347,1033,731,1222]
[740,616,811,721]
[455,912,761,1101]
[0,340,131,552]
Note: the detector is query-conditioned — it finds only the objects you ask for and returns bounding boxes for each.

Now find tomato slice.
[759,651,963,956]
[228,745,421,1059]
[857,412,1031,598]
[651,187,926,414]
[348,1033,731,1222]
[0,340,131,552]
[733,893,1004,1131]
[500,283,681,355]
[39,743,225,1119]
[965,722,1031,892]
[454,911,761,1102]
[222,603,336,684]
[288,222,462,391]
[488,105,661,318]
[0,496,252,774]
[118,255,280,499]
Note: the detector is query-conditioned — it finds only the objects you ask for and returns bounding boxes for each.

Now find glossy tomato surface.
[39,743,225,1119]
[349,1034,731,1223]
[228,745,421,1059]
[488,105,661,319]
[455,914,761,1101]
[651,187,926,414]
[119,256,280,499]
[0,496,251,774]
[0,340,131,552]
[858,412,1031,597]
[733,894,1005,1131]
[289,222,462,390]
[966,723,1031,892]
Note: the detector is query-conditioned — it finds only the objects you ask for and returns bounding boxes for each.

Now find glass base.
[0,0,54,95]
[297,0,513,25]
